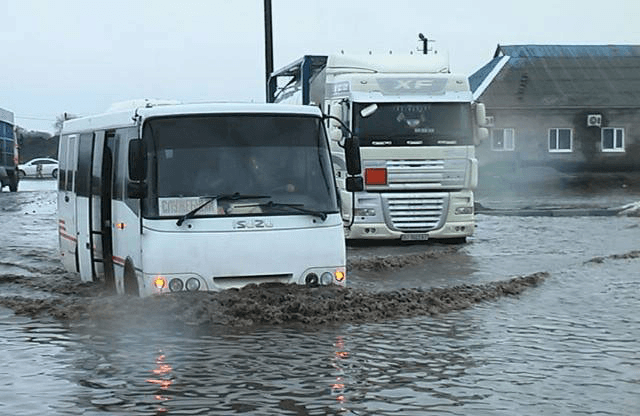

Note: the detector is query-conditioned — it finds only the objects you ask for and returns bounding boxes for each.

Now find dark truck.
[0,107,19,192]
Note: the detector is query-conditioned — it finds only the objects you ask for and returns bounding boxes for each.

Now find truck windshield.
[141,114,338,218]
[353,102,473,146]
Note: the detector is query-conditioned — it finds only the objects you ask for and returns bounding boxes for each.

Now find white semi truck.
[268,54,488,242]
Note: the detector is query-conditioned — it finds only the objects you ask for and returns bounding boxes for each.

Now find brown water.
[1,180,639,415]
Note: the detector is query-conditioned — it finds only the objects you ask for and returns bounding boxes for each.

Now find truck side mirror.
[475,103,487,126]
[329,128,342,142]
[328,104,344,142]
[475,127,489,145]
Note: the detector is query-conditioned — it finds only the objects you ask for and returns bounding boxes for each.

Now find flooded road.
[2,179,639,415]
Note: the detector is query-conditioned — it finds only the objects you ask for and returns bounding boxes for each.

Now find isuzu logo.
[233,219,274,229]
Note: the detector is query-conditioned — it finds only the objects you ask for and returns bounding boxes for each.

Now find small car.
[18,158,59,178]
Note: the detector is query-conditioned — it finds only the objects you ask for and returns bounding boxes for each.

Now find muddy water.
[1,180,639,415]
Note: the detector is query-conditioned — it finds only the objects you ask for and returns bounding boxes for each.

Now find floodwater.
[2,179,639,415]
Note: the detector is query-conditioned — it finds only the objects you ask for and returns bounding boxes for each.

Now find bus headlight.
[185,277,201,291]
[169,278,184,292]
[321,272,333,286]
[335,270,345,282]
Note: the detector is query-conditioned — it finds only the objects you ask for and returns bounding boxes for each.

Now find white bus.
[57,101,361,297]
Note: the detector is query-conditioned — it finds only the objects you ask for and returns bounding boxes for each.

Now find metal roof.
[470,44,640,108]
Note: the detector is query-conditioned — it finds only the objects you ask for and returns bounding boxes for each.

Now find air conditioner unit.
[587,114,602,127]
[485,116,495,127]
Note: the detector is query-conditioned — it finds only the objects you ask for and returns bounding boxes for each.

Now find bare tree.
[54,112,79,134]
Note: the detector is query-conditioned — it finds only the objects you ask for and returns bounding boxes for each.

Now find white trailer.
[269,54,488,242]
[57,101,354,296]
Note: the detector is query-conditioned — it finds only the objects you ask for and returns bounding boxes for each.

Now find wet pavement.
[1,178,639,415]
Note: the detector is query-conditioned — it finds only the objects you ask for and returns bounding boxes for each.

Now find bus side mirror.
[127,181,147,199]
[344,136,363,192]
[128,139,146,181]
[344,136,361,176]
[346,176,363,192]
[127,139,147,199]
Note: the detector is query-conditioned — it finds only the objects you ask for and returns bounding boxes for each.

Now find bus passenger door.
[89,131,116,288]
[57,134,78,274]
[109,128,142,294]
[75,133,95,282]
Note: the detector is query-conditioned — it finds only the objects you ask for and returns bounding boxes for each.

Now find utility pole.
[264,0,274,101]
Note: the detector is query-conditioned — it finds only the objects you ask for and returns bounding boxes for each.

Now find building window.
[491,128,515,151]
[601,128,624,152]
[549,128,572,152]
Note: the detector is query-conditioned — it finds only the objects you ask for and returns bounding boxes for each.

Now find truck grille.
[383,159,467,190]
[382,193,448,232]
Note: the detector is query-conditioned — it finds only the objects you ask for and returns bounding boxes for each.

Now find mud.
[348,245,461,271]
[584,249,640,264]
[0,271,547,328]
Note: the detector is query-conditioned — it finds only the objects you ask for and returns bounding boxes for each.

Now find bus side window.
[75,133,93,197]
[66,136,76,192]
[107,130,122,201]
[58,136,68,190]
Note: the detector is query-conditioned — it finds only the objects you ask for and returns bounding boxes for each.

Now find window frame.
[548,128,573,153]
[601,127,625,153]
[490,128,515,151]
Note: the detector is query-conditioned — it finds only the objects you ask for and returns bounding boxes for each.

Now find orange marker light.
[365,168,387,185]
[335,270,345,282]
[116,222,126,230]
[154,276,166,289]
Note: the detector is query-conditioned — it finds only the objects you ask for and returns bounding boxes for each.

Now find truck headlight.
[354,208,376,217]
[455,206,473,215]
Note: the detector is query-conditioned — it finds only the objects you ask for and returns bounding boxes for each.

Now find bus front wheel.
[123,260,140,297]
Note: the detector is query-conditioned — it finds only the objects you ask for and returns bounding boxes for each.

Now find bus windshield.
[141,114,338,218]
[353,102,473,146]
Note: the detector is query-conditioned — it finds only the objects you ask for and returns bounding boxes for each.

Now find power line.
[15,115,56,121]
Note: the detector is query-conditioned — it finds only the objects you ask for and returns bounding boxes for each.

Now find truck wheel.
[124,260,140,297]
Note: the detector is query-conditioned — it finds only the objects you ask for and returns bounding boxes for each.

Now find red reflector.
[365,168,387,185]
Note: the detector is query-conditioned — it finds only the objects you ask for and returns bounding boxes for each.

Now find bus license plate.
[401,233,429,241]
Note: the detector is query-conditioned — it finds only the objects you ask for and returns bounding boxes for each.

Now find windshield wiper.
[255,201,328,221]
[176,193,270,226]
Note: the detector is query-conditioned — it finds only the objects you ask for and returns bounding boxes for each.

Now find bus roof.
[61,102,323,134]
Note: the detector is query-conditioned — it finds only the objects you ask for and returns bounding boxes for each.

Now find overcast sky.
[2,0,640,133]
